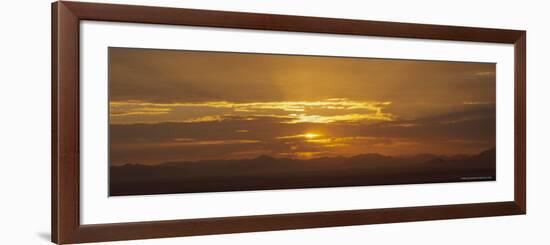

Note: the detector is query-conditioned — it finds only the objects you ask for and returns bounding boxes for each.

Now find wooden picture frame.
[52,1,526,244]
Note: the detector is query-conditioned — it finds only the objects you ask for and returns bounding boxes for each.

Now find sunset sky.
[109,47,496,165]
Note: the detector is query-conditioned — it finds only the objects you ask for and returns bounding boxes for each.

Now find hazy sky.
[109,47,496,165]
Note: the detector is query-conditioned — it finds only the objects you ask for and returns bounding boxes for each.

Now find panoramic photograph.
[108,47,496,196]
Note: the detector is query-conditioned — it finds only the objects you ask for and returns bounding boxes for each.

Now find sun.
[303,133,321,139]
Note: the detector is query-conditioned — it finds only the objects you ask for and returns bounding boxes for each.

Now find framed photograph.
[52,1,526,244]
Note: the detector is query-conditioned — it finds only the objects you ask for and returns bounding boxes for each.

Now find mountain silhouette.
[110,148,496,196]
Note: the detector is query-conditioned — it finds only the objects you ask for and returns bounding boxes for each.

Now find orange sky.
[109,47,496,165]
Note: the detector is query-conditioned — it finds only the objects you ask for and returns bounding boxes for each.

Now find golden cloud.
[109,98,394,124]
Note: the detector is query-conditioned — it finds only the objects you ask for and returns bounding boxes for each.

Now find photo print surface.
[108,47,496,196]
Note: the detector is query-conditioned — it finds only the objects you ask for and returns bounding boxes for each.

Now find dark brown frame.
[52,1,526,244]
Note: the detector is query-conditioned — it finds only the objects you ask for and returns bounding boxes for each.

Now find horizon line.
[111,147,496,167]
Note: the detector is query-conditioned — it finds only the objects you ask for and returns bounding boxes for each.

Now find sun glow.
[303,133,320,139]
[277,133,322,140]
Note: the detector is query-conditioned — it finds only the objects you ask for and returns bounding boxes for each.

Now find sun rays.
[108,47,496,164]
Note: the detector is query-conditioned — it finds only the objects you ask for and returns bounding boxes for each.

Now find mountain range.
[110,148,496,196]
